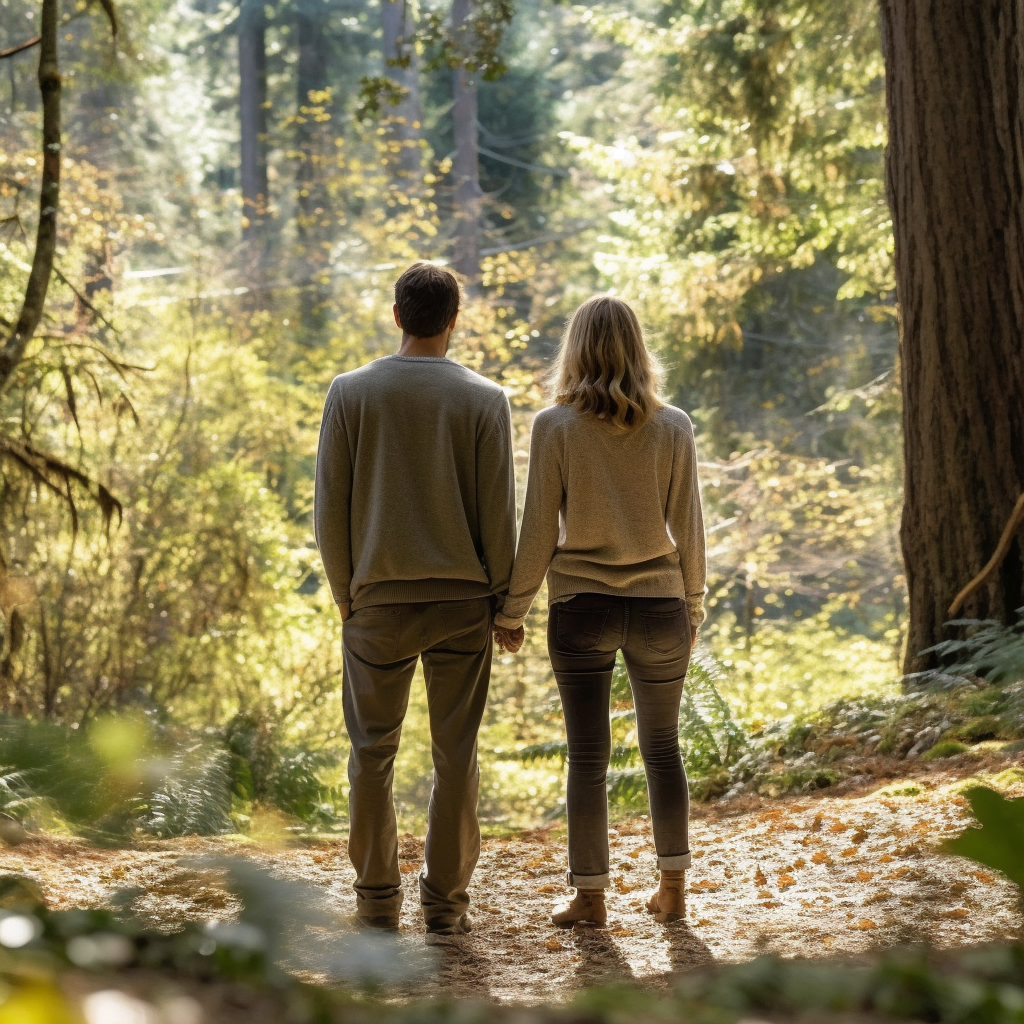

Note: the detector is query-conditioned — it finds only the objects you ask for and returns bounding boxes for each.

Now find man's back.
[314,354,516,610]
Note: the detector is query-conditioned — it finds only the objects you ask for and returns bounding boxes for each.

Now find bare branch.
[0,36,41,60]
[948,492,1024,617]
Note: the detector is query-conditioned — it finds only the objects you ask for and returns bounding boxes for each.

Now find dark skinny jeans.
[548,593,694,889]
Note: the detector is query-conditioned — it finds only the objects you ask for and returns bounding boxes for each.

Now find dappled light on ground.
[5,771,1020,1003]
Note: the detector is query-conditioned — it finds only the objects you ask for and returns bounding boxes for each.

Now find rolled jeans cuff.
[566,869,609,890]
[659,851,692,871]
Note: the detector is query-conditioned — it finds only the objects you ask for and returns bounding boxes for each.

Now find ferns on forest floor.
[915,608,1024,686]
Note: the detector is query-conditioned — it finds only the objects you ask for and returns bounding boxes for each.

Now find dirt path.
[3,772,1022,1004]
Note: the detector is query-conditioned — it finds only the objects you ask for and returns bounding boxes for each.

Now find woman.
[494,295,706,927]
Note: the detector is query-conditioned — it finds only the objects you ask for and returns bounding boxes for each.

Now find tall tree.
[0,0,61,392]
[294,0,331,337]
[238,0,269,245]
[381,0,422,176]
[880,0,1024,671]
[450,0,481,284]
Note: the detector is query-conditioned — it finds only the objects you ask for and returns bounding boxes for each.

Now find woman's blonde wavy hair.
[550,295,664,430]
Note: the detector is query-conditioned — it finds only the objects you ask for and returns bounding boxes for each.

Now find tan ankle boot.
[645,869,685,923]
[551,888,607,928]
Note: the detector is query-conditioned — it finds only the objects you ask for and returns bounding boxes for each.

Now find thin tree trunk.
[450,0,481,284]
[295,0,330,339]
[239,0,269,244]
[0,0,60,393]
[879,0,1024,673]
[382,0,422,176]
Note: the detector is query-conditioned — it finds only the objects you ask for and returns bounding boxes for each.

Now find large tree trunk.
[450,0,481,284]
[0,0,60,393]
[238,0,269,245]
[880,0,1024,673]
[381,0,422,177]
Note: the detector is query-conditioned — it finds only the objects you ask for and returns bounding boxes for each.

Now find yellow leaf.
[841,847,858,857]
[856,870,874,882]
[853,918,877,930]
[778,873,796,889]
[754,866,767,886]
[811,851,832,865]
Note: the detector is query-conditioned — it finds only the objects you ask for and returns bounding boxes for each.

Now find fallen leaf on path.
[690,880,723,893]
[853,919,877,930]
[811,852,831,865]
[778,874,796,889]
[754,866,767,886]
[855,870,874,882]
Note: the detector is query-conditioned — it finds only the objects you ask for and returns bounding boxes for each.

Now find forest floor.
[3,760,1023,1006]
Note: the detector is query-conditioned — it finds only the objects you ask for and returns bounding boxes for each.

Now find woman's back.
[495,402,706,630]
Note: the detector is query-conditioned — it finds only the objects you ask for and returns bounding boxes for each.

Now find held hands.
[494,624,525,654]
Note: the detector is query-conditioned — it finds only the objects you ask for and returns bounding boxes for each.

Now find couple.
[314,262,706,942]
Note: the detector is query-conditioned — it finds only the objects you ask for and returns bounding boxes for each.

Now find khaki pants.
[341,596,493,928]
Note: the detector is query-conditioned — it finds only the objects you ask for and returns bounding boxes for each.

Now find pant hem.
[566,869,610,889]
[658,851,692,871]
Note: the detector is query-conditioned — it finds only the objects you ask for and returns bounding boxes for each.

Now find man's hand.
[494,625,525,654]
[338,602,352,622]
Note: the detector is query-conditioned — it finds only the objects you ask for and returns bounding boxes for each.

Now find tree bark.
[295,0,330,338]
[450,0,481,284]
[0,0,60,393]
[238,0,269,244]
[880,0,1024,672]
[381,0,422,177]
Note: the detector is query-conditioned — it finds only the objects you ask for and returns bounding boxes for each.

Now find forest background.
[0,0,973,836]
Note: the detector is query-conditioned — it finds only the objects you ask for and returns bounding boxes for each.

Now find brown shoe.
[551,889,607,928]
[645,869,685,923]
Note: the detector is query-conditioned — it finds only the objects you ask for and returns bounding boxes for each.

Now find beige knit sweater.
[495,403,707,631]
[314,355,516,611]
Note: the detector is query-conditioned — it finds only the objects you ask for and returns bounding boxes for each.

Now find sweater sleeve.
[495,412,563,629]
[477,392,517,600]
[667,416,708,629]
[313,379,353,605]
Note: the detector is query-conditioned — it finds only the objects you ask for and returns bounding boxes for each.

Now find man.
[314,262,516,940]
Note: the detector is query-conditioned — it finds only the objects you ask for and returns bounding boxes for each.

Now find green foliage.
[944,787,1024,896]
[922,610,1024,685]
[0,714,340,840]
[144,744,234,838]
[920,740,969,761]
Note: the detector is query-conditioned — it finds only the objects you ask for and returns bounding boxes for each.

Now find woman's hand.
[494,625,525,654]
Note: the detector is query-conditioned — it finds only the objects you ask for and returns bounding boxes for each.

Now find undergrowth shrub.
[919,608,1024,684]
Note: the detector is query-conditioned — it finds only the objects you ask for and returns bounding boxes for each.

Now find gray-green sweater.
[495,403,707,631]
[314,355,516,611]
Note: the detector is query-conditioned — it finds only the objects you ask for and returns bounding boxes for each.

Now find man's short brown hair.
[394,262,461,338]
